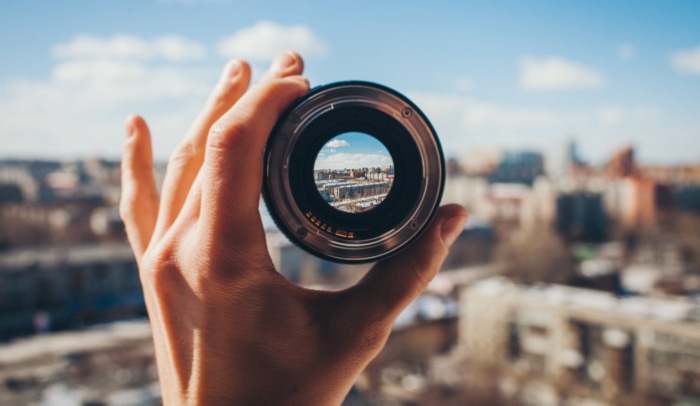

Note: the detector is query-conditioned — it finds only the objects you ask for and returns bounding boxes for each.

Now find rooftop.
[468,277,700,324]
[0,242,134,271]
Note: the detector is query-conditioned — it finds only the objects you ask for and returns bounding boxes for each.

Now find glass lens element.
[313,132,395,213]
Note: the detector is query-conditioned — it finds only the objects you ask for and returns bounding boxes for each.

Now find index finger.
[201,76,310,243]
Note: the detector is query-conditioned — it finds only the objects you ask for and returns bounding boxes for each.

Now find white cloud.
[519,57,604,90]
[52,34,207,62]
[595,105,662,125]
[618,43,636,60]
[218,21,329,61]
[0,34,215,159]
[416,92,661,131]
[0,66,211,158]
[325,139,350,148]
[314,153,393,170]
[52,59,210,103]
[410,91,663,160]
[412,93,569,130]
[670,46,700,75]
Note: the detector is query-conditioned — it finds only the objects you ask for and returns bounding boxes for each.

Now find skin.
[120,51,468,405]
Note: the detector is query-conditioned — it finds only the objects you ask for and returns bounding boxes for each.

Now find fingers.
[259,51,304,83]
[120,115,160,261]
[200,74,309,243]
[153,52,305,243]
[347,205,468,323]
[198,52,308,242]
[152,59,251,241]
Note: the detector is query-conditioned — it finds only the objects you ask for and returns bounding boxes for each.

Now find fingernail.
[125,115,137,138]
[220,59,242,81]
[440,214,467,246]
[272,51,297,70]
[289,75,310,88]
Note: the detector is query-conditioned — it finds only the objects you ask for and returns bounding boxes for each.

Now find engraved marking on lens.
[296,227,308,238]
[402,107,413,118]
[304,211,334,234]
[314,132,394,214]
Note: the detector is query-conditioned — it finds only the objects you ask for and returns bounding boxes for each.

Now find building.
[0,320,158,405]
[478,183,530,222]
[460,277,700,405]
[442,217,496,270]
[607,146,636,178]
[460,148,503,175]
[0,165,39,203]
[441,175,489,210]
[0,243,143,339]
[675,184,700,214]
[545,139,580,179]
[488,151,544,186]
[555,191,607,242]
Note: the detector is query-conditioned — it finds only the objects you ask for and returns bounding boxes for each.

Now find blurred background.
[1,1,699,405]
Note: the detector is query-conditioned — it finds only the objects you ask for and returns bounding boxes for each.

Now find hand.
[120,51,468,405]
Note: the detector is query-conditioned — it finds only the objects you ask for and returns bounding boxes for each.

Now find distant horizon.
[314,166,394,172]
[2,143,698,168]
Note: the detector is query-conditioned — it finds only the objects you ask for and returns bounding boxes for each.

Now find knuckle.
[118,200,130,222]
[118,193,137,222]
[207,117,251,152]
[169,140,201,167]
[138,243,177,287]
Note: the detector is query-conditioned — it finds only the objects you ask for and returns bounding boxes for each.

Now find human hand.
[120,51,468,405]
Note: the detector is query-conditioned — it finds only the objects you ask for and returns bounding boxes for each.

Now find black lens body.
[262,81,444,263]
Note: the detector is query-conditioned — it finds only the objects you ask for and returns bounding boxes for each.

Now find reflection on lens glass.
[313,132,395,213]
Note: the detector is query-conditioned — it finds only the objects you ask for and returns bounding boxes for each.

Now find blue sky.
[315,132,393,170]
[1,0,699,164]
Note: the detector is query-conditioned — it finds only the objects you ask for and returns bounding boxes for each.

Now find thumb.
[347,204,468,323]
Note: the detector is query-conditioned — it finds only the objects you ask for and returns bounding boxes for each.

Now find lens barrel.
[263,81,444,263]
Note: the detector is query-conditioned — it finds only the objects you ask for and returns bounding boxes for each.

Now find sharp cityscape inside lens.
[313,132,395,214]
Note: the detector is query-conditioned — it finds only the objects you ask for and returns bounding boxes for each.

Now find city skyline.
[0,1,699,164]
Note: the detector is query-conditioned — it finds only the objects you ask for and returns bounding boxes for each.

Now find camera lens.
[263,81,444,263]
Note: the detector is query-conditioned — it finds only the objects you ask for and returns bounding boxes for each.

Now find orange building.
[606,146,635,178]
[620,177,657,229]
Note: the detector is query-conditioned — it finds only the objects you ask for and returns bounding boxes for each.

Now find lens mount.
[263,81,444,263]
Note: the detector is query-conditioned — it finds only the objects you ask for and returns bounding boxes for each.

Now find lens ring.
[263,81,444,263]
